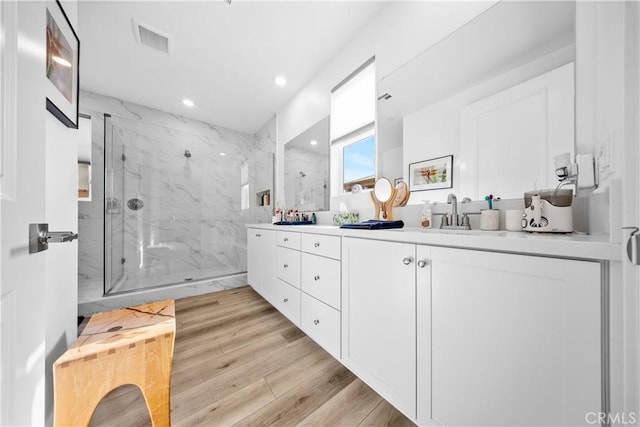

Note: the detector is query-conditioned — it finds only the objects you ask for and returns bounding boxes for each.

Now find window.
[338,130,375,192]
[330,57,376,194]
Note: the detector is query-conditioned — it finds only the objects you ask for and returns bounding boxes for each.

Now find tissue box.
[333,212,359,226]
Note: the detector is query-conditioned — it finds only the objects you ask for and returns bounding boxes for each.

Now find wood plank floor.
[90,286,415,427]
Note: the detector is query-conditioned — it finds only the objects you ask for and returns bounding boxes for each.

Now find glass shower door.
[104,115,273,295]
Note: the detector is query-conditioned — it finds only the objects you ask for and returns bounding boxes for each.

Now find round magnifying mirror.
[373,177,394,203]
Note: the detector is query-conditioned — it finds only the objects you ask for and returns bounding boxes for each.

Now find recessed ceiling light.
[219,152,226,156]
[274,75,287,87]
[310,140,318,146]
[182,99,194,107]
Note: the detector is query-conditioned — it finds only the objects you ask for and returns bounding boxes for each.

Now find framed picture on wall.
[409,155,453,192]
[45,0,80,129]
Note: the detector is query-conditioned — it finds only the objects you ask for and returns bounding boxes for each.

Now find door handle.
[624,227,640,265]
[29,223,78,254]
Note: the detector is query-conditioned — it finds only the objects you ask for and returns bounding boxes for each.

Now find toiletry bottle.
[421,201,432,228]
[311,213,317,224]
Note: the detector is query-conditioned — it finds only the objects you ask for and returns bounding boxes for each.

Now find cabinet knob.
[314,242,320,248]
[284,237,289,242]
[314,275,320,281]
[283,298,288,303]
[402,257,413,265]
[313,319,320,325]
[283,264,288,268]
[417,259,429,268]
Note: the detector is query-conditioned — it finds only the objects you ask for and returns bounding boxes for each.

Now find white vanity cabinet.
[254,228,342,357]
[299,233,342,359]
[341,237,425,419]
[419,247,602,427]
[246,228,276,305]
[248,225,610,427]
[275,231,302,326]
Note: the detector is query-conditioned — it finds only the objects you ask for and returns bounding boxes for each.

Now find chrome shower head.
[184,149,191,158]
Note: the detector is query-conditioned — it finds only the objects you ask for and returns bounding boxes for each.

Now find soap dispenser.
[421,201,432,228]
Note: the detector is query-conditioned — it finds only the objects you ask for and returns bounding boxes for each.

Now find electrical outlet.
[597,133,615,181]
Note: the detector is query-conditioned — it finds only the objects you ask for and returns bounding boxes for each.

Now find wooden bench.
[53,299,176,426]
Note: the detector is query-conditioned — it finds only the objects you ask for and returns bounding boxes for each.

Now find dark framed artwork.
[408,155,453,192]
[45,0,80,129]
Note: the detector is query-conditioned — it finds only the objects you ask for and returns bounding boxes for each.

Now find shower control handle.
[283,298,288,303]
[314,242,320,248]
[255,233,261,237]
[314,275,320,281]
[284,237,289,242]
[283,264,288,269]
[313,319,320,325]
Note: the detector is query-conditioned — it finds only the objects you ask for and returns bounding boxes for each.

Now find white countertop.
[246,223,621,262]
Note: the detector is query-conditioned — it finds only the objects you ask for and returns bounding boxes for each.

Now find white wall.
[44,1,79,425]
[275,1,496,208]
[44,113,79,425]
[576,2,626,239]
[576,1,640,420]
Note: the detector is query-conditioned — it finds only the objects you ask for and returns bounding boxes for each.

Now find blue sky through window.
[343,135,375,183]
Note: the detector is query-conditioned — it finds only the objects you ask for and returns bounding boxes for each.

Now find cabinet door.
[428,247,601,427]
[342,237,417,418]
[260,230,277,304]
[247,229,276,304]
[247,229,262,291]
[415,245,432,427]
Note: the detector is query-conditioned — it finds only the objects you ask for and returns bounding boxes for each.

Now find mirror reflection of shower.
[298,171,311,205]
[183,149,193,178]
[283,116,329,211]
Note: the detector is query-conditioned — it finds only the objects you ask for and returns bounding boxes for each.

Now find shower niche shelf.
[256,190,271,207]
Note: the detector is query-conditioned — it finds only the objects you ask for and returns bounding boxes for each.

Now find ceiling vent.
[133,19,171,54]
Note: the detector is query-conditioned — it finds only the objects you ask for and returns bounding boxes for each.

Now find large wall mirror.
[377,1,576,203]
[284,116,330,211]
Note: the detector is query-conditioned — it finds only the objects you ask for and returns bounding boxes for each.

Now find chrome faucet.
[439,193,471,230]
[447,193,458,226]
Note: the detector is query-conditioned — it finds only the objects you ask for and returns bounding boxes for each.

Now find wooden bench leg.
[141,333,175,427]
[53,366,120,427]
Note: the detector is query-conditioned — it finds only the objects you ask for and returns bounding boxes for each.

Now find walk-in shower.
[103,115,273,295]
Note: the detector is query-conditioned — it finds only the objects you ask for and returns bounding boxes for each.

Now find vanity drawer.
[276,246,300,288]
[301,293,341,359]
[301,253,341,309]
[301,234,341,260]
[276,279,300,326]
[277,231,301,250]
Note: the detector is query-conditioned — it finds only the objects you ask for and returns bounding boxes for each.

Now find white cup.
[505,209,524,231]
[480,209,500,231]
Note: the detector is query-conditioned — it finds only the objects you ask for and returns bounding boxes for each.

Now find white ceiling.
[78,1,386,134]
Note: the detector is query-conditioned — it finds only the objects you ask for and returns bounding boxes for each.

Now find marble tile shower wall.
[79,91,275,300]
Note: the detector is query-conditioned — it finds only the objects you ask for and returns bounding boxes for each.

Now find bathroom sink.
[423,228,508,236]
[388,228,508,237]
